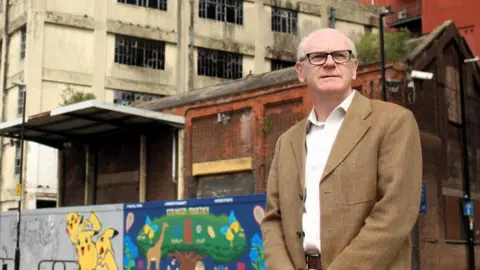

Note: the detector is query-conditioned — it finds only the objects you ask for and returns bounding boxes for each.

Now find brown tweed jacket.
[261,92,422,270]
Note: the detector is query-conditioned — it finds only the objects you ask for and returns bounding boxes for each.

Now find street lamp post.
[379,6,393,101]
[11,81,26,270]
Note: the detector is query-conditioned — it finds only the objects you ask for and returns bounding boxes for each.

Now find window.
[17,86,24,116]
[20,27,26,59]
[14,141,21,175]
[117,0,167,11]
[113,90,164,106]
[271,59,295,70]
[198,48,242,80]
[199,0,243,25]
[114,35,165,70]
[271,7,297,35]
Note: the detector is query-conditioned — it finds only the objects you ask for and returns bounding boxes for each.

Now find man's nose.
[324,55,336,66]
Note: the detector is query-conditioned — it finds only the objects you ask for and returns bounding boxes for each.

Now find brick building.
[136,21,480,269]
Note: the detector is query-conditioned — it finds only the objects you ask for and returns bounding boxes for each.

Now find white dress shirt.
[302,90,356,253]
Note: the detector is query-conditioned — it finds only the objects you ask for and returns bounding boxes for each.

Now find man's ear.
[351,58,359,80]
[296,61,306,83]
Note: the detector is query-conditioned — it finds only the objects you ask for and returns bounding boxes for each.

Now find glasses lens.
[332,51,350,63]
[308,50,351,65]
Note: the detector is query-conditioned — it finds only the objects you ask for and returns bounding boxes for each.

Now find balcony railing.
[385,0,422,26]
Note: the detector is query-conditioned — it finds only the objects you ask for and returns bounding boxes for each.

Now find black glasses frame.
[301,50,353,66]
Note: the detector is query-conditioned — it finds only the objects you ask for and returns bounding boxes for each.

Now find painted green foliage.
[136,210,247,264]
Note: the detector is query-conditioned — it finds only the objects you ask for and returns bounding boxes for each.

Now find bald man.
[260,28,422,270]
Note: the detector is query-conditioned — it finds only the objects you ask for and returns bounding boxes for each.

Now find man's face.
[295,30,358,95]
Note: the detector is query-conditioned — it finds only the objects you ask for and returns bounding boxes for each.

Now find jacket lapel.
[290,118,308,192]
[321,92,372,182]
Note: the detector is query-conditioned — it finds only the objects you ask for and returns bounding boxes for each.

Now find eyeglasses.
[301,50,353,65]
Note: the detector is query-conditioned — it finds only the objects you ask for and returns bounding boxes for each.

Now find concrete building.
[0,0,381,211]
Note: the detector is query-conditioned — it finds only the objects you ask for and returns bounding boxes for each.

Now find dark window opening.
[199,0,243,25]
[114,35,165,70]
[36,200,56,208]
[271,7,297,35]
[198,48,242,80]
[117,0,167,11]
[271,59,295,70]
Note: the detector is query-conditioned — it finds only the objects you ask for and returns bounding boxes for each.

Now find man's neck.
[312,89,352,122]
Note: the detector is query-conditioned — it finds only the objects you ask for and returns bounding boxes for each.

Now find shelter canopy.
[0,100,184,148]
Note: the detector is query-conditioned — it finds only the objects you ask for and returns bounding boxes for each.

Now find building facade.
[0,0,381,211]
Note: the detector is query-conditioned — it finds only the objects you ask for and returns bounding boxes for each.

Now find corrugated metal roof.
[134,66,301,111]
[0,100,185,148]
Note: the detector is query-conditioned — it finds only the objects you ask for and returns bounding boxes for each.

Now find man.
[260,28,422,270]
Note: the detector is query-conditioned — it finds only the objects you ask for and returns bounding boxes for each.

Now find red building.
[356,0,480,58]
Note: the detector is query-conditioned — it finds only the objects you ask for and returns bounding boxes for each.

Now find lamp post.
[379,6,393,101]
[11,81,26,270]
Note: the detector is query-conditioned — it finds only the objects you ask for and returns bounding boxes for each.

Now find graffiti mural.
[123,194,266,270]
[65,211,121,270]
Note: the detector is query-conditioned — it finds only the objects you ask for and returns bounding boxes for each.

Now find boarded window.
[199,0,243,25]
[444,195,467,241]
[196,171,253,198]
[271,7,297,35]
[197,48,243,79]
[114,35,165,70]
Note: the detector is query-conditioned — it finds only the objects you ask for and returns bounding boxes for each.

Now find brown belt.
[305,253,322,270]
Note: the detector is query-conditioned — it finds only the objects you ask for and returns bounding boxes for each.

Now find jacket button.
[299,193,303,201]
[296,231,305,238]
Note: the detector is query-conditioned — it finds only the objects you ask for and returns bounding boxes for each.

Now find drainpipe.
[459,56,475,270]
[188,0,194,91]
[0,0,10,203]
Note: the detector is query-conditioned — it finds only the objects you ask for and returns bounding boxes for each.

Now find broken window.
[117,0,167,11]
[199,0,243,25]
[113,89,164,106]
[271,59,295,70]
[198,48,242,80]
[20,27,26,59]
[271,7,297,35]
[114,35,165,70]
[17,86,25,116]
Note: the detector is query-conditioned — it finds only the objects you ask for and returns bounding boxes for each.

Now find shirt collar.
[307,89,356,128]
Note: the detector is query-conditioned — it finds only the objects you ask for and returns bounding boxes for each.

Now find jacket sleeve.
[261,135,296,270]
[328,109,423,270]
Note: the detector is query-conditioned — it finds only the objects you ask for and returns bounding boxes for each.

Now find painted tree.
[137,210,247,270]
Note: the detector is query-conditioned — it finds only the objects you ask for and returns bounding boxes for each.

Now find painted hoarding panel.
[0,211,17,269]
[2,203,124,270]
[123,194,267,270]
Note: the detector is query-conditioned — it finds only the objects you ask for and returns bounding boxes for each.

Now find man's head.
[295,28,358,97]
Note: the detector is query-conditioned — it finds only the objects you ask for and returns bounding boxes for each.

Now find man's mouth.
[321,75,339,78]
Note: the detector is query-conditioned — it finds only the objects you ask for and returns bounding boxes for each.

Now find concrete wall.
[0,203,124,270]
